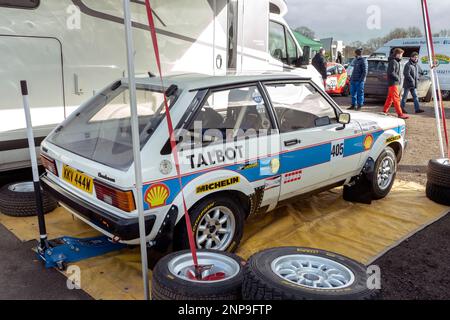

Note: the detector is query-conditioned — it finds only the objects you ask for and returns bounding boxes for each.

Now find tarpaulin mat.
[0,181,448,300]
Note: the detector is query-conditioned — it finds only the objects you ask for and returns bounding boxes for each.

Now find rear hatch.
[42,81,174,216]
[365,60,389,96]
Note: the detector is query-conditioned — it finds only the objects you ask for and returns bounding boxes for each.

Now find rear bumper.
[41,174,156,241]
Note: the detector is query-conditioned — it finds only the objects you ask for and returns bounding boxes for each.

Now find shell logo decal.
[363,135,374,151]
[145,184,170,208]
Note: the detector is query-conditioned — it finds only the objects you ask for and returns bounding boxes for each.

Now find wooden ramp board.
[0,181,448,300]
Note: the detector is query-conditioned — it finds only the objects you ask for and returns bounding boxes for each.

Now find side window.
[265,82,338,133]
[269,21,287,64]
[286,33,298,65]
[186,86,274,147]
[0,0,39,9]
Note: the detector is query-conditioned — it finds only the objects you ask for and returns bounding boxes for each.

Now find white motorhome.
[373,37,450,98]
[0,0,321,173]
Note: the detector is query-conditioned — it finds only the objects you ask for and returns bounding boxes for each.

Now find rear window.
[368,60,388,73]
[48,84,176,171]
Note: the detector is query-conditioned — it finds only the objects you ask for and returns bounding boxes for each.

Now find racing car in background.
[325,63,350,96]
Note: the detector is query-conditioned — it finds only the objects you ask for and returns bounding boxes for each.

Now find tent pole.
[122,0,150,300]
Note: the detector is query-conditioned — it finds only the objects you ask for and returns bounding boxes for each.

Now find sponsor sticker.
[145,184,170,208]
[284,170,303,184]
[364,135,374,151]
[196,177,240,194]
[386,135,401,144]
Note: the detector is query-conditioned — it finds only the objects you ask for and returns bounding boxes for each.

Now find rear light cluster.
[94,181,136,213]
[40,154,58,176]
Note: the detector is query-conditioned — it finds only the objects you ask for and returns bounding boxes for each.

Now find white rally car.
[40,73,406,253]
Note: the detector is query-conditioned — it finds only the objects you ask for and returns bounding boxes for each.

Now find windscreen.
[48,84,174,171]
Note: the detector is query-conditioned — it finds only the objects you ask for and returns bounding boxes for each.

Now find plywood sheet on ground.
[0,181,448,300]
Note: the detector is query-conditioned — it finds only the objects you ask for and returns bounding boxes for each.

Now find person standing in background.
[348,48,368,111]
[312,48,328,86]
[384,48,409,119]
[401,52,425,114]
[336,51,343,64]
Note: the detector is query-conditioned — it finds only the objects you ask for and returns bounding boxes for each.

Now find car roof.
[123,72,311,91]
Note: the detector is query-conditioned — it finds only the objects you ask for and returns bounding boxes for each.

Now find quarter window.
[0,0,39,9]
[265,82,338,133]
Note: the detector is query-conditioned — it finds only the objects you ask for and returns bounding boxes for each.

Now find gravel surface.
[333,96,450,186]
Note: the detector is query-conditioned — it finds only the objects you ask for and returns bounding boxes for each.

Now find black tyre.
[426,182,450,206]
[0,182,58,217]
[427,159,450,188]
[243,247,377,300]
[341,84,350,97]
[151,250,245,300]
[175,196,245,253]
[370,147,397,200]
[423,87,433,103]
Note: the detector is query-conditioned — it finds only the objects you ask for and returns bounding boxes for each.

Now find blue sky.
[284,0,450,43]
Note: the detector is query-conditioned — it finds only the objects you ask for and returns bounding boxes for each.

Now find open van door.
[0,36,64,171]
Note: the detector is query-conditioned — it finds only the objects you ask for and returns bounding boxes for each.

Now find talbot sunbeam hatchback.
[40,73,407,253]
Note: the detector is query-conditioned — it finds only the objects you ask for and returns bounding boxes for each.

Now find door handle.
[284,139,300,147]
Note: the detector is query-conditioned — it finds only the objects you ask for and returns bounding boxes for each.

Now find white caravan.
[373,37,450,97]
[0,0,322,173]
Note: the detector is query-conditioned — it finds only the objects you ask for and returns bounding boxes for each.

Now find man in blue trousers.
[401,52,425,114]
[348,48,368,111]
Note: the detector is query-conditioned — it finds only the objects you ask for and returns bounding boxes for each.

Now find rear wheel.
[174,196,245,253]
[370,147,398,200]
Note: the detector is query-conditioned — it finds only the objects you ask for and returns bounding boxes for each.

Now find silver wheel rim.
[271,254,355,290]
[437,158,450,166]
[377,155,396,191]
[8,182,35,193]
[196,206,236,251]
[168,252,240,283]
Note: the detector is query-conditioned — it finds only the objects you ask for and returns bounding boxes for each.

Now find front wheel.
[174,196,245,253]
[370,147,398,200]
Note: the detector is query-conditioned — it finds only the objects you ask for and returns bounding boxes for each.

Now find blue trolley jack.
[36,236,127,270]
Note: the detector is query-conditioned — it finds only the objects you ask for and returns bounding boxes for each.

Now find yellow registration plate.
[62,165,94,194]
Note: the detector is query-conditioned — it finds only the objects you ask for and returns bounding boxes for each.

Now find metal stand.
[21,80,127,271]
[21,81,50,254]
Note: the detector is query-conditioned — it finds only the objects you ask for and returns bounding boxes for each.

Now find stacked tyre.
[426,159,450,206]
[0,182,58,217]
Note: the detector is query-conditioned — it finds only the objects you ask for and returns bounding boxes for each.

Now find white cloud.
[285,0,450,43]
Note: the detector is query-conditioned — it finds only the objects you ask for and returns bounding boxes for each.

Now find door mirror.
[298,45,311,67]
[339,113,351,125]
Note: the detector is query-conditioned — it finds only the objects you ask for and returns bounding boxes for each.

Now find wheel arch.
[387,141,403,162]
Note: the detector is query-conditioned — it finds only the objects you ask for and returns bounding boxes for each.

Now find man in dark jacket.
[312,48,328,84]
[383,48,409,119]
[348,48,368,110]
[401,52,425,114]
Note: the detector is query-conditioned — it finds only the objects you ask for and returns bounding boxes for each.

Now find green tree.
[294,26,316,40]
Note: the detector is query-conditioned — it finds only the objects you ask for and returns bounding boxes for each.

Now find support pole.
[123,0,150,300]
[20,80,48,252]
[421,0,446,158]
